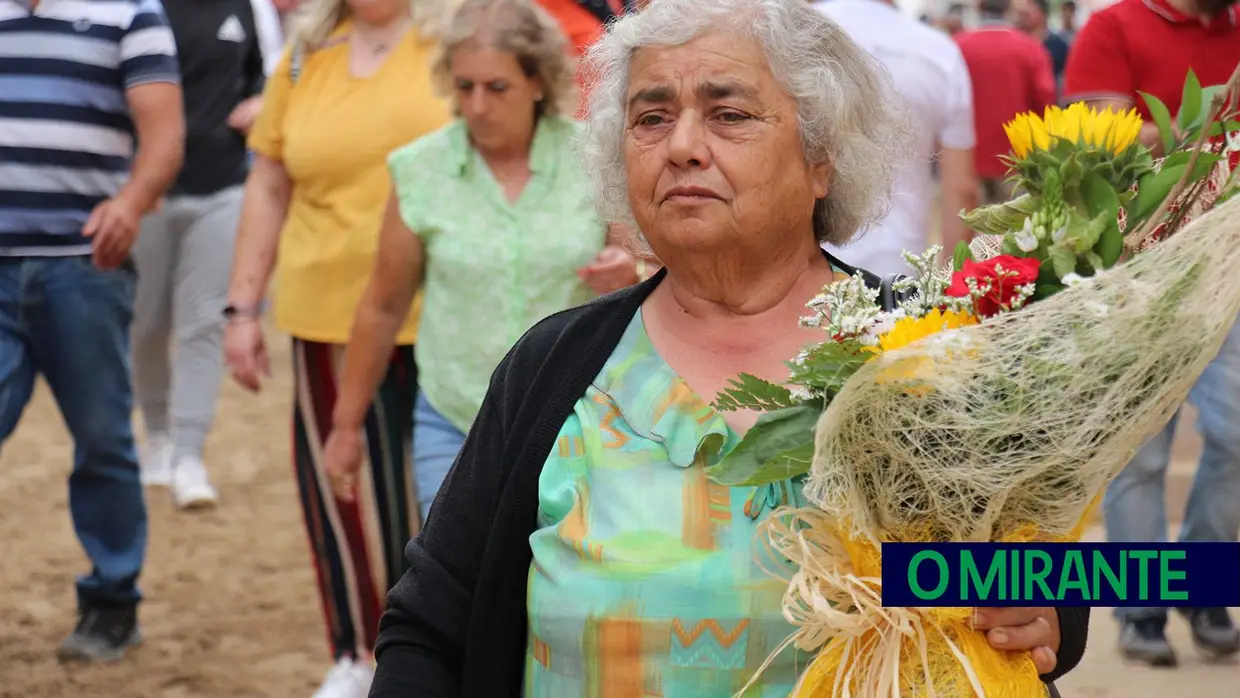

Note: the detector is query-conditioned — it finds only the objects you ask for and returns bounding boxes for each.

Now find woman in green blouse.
[322,0,639,520]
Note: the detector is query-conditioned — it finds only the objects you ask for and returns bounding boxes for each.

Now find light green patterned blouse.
[525,309,811,698]
[388,116,606,433]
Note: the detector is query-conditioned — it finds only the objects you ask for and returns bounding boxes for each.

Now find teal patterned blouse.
[524,309,811,698]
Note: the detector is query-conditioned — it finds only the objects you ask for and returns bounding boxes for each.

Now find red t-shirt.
[1063,0,1240,122]
[955,24,1059,179]
[535,0,607,117]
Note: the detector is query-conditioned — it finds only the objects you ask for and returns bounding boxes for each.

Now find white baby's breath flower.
[788,385,814,402]
[1061,273,1085,287]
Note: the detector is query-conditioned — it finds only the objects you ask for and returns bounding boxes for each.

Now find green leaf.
[1073,211,1110,253]
[786,340,872,399]
[1140,92,1177,155]
[1032,262,1066,300]
[960,194,1038,235]
[953,240,973,271]
[1187,85,1228,134]
[1177,70,1203,136]
[704,406,819,487]
[712,373,797,413]
[1001,233,1022,256]
[1049,244,1077,280]
[1162,150,1223,171]
[1079,171,1121,220]
[1127,152,1224,228]
[1207,120,1240,138]
[1059,152,1085,188]
[1128,164,1187,224]
[1096,217,1124,268]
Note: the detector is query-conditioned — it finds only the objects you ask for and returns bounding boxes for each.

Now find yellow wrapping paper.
[767,498,1100,698]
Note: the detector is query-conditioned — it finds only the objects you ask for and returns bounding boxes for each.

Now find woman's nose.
[466,88,488,117]
[666,113,711,170]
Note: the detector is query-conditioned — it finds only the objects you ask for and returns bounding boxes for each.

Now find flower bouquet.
[711,71,1240,697]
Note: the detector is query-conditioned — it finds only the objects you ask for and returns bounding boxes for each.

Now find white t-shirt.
[813,0,976,277]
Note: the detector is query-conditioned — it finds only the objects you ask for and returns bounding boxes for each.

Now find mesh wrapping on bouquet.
[766,195,1240,697]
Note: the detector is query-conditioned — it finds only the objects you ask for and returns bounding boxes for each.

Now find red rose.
[945,255,1041,317]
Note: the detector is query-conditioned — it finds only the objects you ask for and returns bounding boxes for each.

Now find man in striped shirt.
[0,0,184,663]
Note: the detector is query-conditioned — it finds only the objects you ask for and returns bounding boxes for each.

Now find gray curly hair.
[578,0,912,249]
[431,0,576,118]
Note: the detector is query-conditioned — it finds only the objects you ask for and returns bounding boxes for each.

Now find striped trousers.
[291,338,418,660]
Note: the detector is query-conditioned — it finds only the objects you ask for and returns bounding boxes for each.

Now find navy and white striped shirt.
[0,0,180,256]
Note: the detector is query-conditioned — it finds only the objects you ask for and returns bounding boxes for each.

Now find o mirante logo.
[880,543,1240,607]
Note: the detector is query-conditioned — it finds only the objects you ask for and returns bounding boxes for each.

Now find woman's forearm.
[228,156,291,309]
[333,193,425,430]
[333,296,409,429]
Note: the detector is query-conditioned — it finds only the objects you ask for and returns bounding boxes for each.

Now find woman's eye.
[454,80,473,92]
[487,81,509,93]
[716,111,750,123]
[635,113,666,127]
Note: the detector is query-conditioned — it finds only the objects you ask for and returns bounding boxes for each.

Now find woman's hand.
[578,245,639,295]
[974,607,1061,675]
[228,96,263,135]
[324,426,365,502]
[224,319,270,393]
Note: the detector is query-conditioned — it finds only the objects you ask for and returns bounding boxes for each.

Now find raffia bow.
[741,506,989,698]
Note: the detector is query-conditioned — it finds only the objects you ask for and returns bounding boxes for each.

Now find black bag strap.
[821,250,912,312]
[879,272,907,312]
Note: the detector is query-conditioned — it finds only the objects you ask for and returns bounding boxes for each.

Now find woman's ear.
[811,160,833,199]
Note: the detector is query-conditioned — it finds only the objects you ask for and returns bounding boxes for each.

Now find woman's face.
[451,42,542,155]
[622,34,831,258]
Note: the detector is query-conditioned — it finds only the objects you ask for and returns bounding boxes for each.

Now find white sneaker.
[312,657,374,698]
[171,456,219,510]
[139,434,173,487]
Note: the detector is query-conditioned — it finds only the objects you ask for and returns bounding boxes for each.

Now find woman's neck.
[659,241,830,319]
[351,11,412,40]
[475,132,536,173]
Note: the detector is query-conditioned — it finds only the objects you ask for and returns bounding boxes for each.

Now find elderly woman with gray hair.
[369,0,1090,696]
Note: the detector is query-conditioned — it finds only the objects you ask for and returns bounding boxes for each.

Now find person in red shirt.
[535,0,633,115]
[955,0,1058,204]
[1063,0,1240,669]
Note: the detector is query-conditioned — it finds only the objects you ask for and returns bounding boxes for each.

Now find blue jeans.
[412,392,465,524]
[0,256,146,608]
[1104,312,1240,621]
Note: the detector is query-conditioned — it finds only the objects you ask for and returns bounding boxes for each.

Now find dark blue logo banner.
[881,542,1240,607]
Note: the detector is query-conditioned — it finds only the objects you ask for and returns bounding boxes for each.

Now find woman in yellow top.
[221,0,452,694]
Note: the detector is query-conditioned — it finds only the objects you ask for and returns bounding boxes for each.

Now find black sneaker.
[1178,607,1240,657]
[1118,617,1177,667]
[57,604,143,663]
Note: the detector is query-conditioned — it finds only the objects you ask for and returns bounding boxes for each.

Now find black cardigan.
[369,268,1090,698]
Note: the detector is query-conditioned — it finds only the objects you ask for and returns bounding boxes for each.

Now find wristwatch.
[222,303,261,320]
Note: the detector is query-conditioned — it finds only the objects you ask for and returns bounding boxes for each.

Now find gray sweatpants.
[131,186,242,463]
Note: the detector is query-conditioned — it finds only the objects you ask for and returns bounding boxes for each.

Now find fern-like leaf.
[786,339,871,399]
[712,373,798,413]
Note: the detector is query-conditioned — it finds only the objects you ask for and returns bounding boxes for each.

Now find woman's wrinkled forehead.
[624,36,775,112]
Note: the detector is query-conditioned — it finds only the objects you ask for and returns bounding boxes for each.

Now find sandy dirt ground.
[0,325,329,698]
[0,319,1232,697]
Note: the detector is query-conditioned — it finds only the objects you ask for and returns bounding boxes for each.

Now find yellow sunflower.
[865,309,979,396]
[865,308,979,356]
[1004,103,1143,158]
